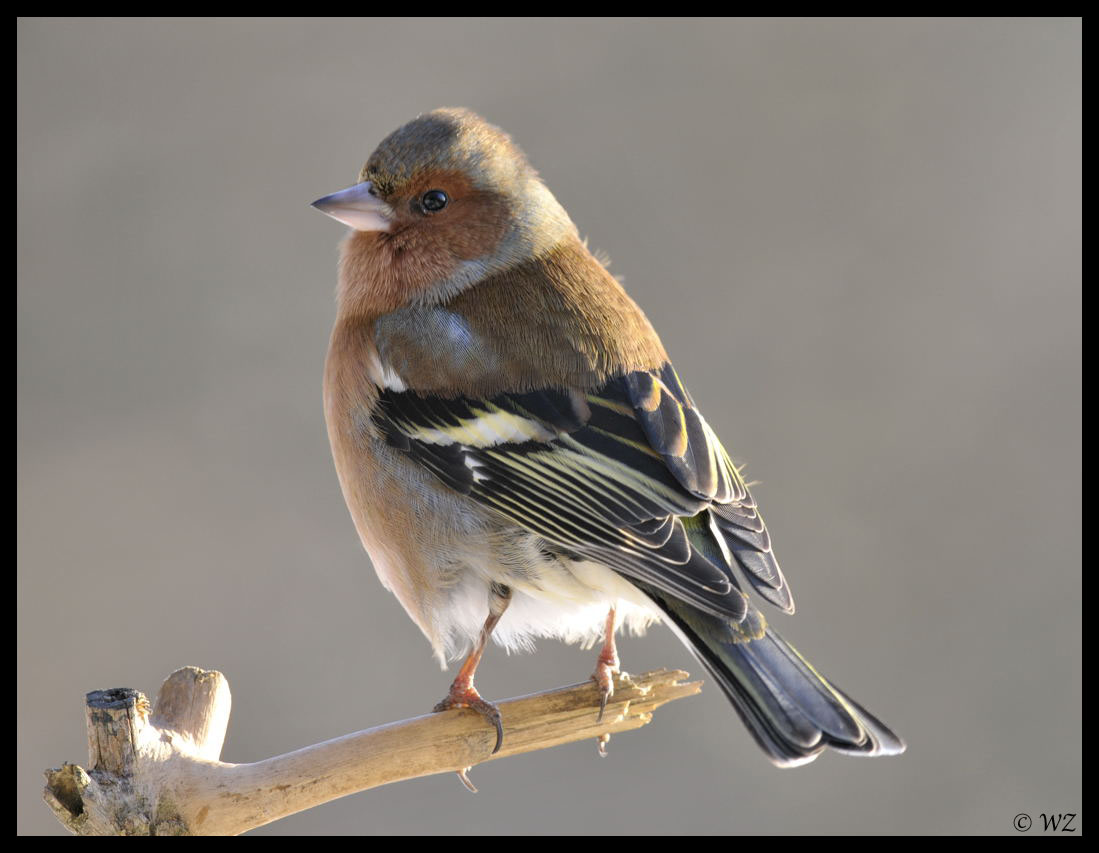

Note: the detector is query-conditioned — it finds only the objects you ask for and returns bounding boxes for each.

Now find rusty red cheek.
[337,170,516,316]
[403,169,512,261]
[438,192,512,260]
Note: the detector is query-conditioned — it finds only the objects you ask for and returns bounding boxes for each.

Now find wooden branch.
[43,666,701,836]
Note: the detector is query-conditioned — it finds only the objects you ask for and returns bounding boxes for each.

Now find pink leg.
[434,583,511,754]
[591,605,621,722]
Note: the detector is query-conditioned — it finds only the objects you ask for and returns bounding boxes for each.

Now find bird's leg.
[591,605,621,722]
[433,582,511,755]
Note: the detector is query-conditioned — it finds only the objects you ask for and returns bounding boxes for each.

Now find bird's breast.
[324,319,454,643]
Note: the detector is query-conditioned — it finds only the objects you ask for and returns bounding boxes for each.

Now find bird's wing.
[627,365,793,614]
[374,362,792,621]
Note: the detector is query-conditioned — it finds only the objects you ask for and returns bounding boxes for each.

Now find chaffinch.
[312,108,904,768]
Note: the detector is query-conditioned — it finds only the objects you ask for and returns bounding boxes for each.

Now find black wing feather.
[374,364,791,619]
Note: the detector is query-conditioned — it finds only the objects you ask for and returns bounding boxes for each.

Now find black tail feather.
[646,588,905,767]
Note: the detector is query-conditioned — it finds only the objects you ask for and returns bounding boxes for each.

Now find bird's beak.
[311,181,392,232]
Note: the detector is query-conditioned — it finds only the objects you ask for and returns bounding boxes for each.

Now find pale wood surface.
[43,666,700,836]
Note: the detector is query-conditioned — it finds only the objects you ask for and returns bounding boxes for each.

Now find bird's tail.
[646,590,906,767]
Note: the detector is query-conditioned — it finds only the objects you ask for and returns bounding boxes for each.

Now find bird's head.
[314,109,577,314]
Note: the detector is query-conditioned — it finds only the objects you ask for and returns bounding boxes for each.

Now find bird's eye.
[421,190,449,213]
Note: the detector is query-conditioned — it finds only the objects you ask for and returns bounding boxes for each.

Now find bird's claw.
[434,687,504,754]
[591,657,619,723]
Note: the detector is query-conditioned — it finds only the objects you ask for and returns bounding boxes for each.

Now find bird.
[312,107,905,770]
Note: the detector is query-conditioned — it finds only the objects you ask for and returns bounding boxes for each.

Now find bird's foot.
[433,681,504,755]
[591,652,621,723]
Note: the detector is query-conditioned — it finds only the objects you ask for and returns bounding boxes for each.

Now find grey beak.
[311,180,392,231]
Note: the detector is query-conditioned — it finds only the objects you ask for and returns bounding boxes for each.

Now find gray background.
[18,18,1080,836]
